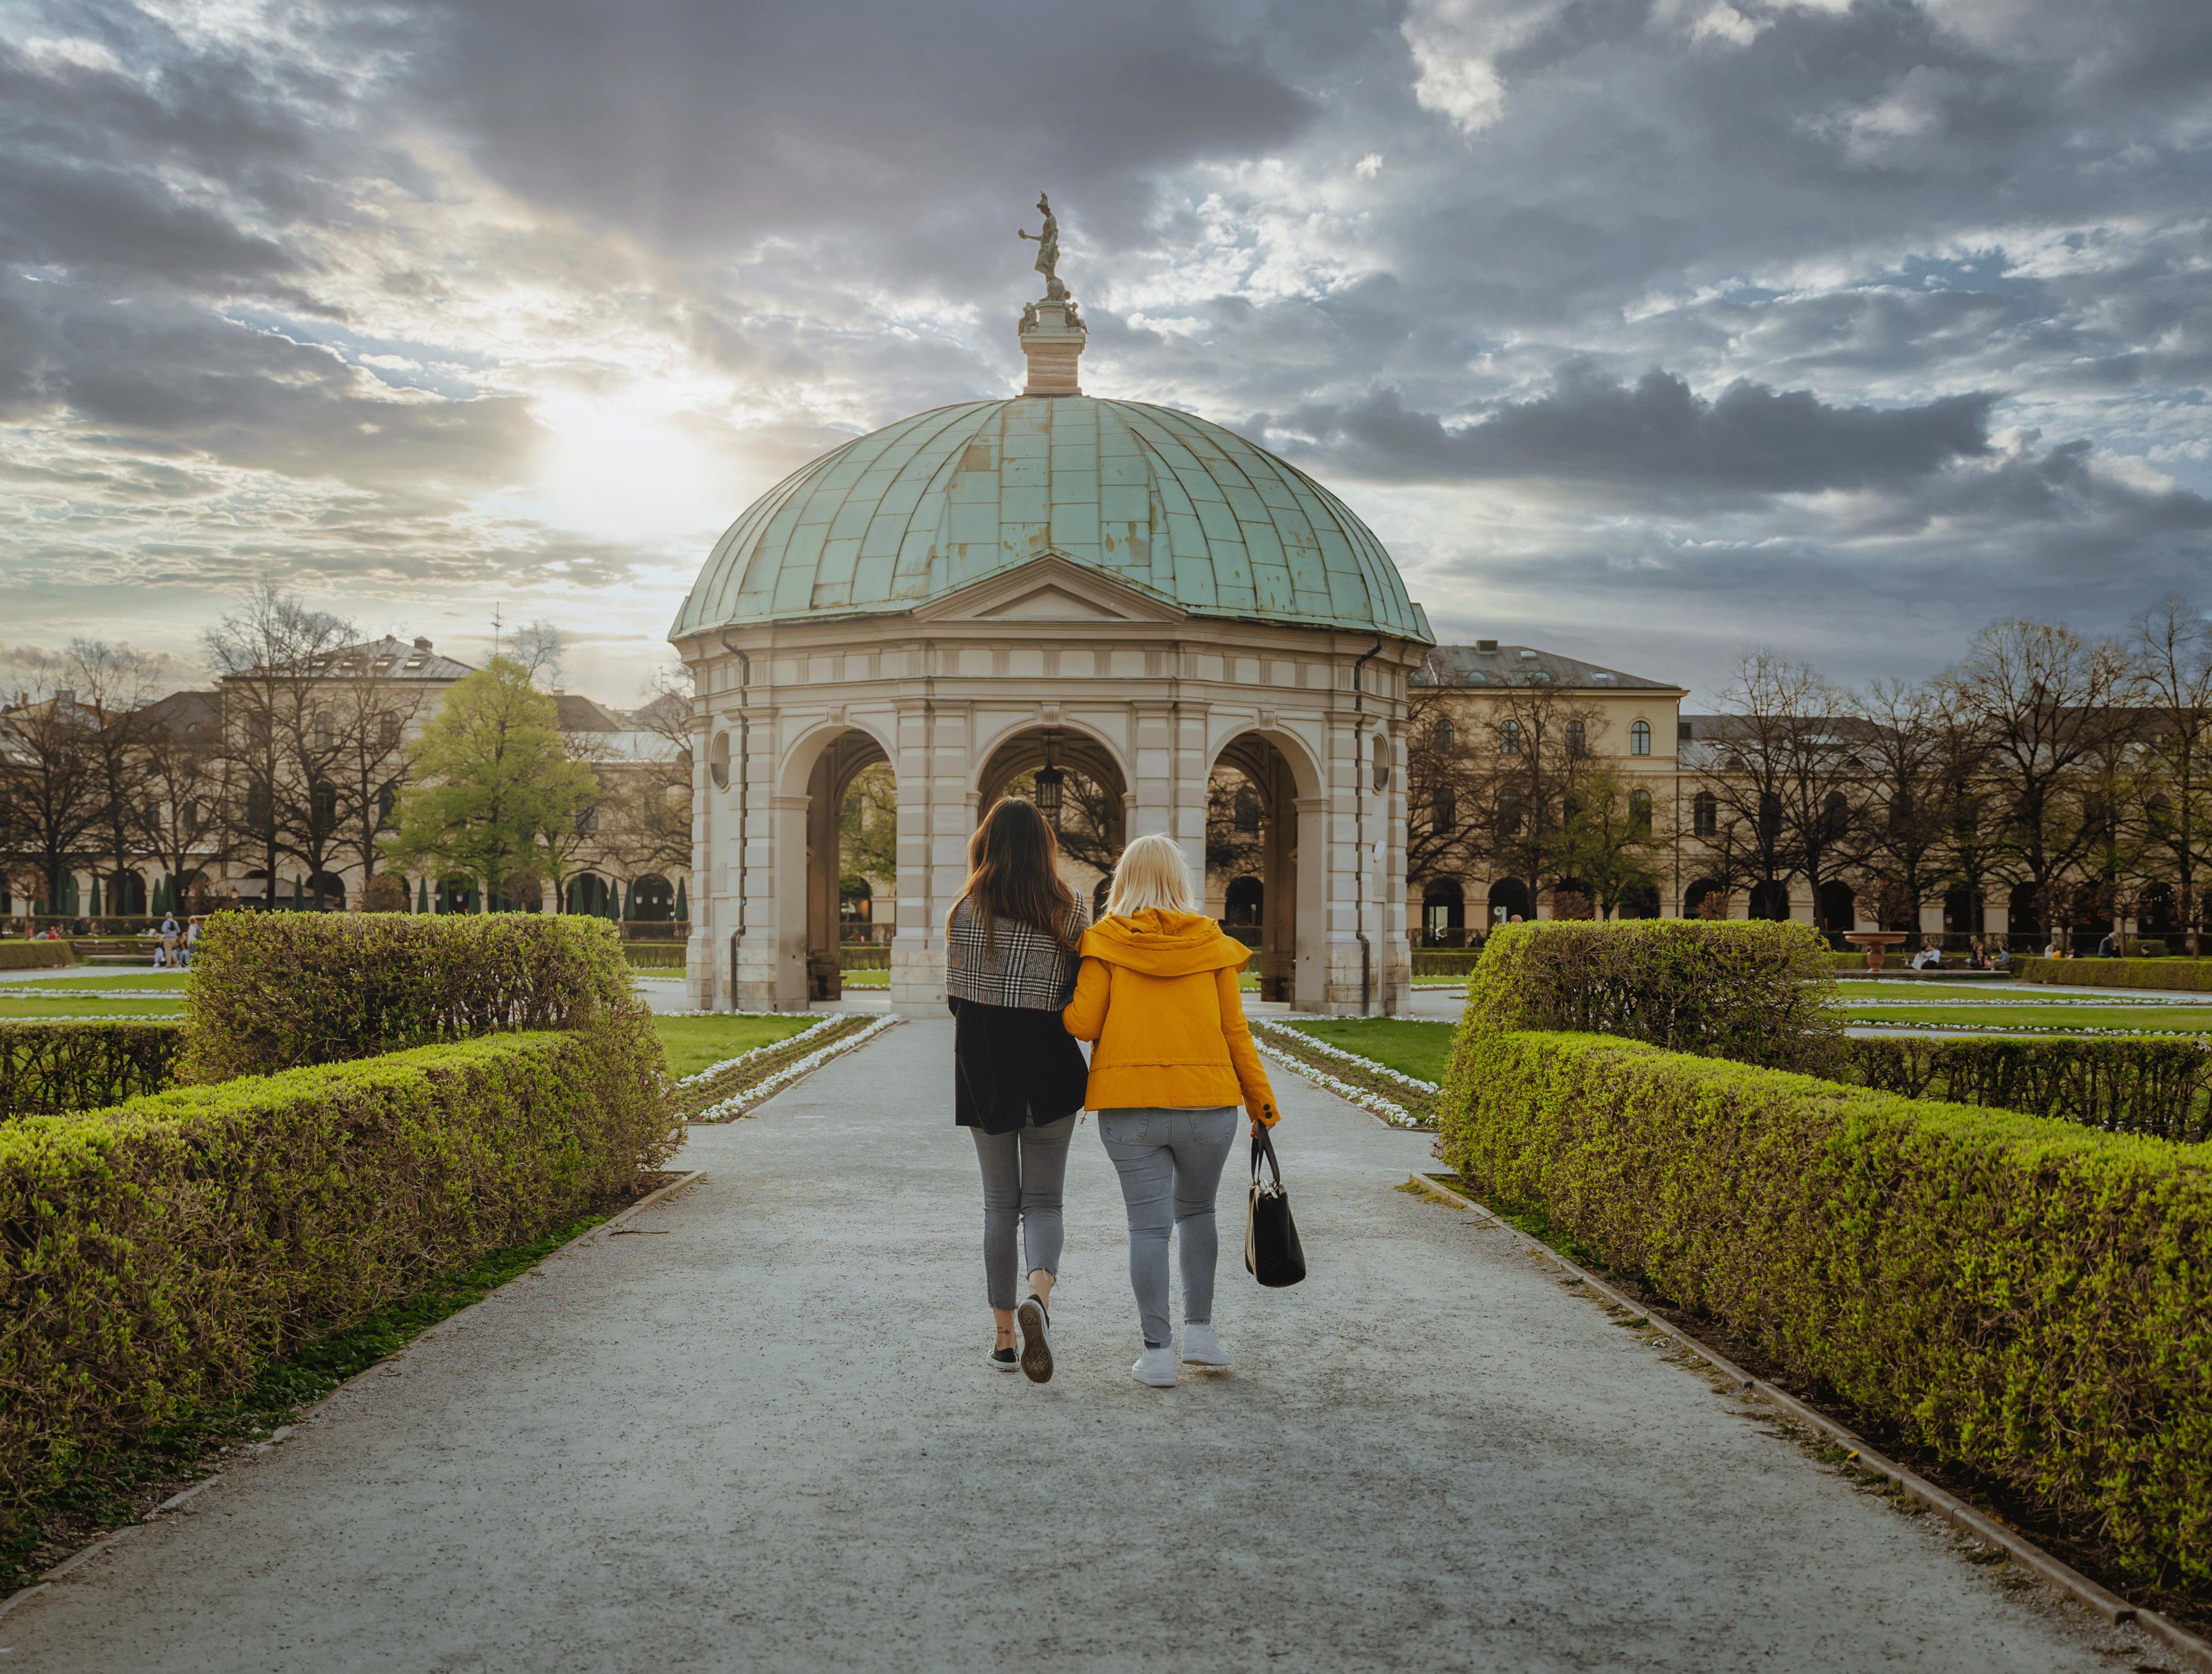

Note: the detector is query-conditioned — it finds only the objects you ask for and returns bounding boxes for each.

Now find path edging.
[1407,1171,2212,1673]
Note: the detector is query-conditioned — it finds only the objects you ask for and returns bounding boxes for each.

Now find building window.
[1431,786,1455,831]
[1499,720,1521,756]
[1499,790,1525,837]
[1630,719,1650,756]
[708,731,731,792]
[1693,790,1717,838]
[1629,789,1653,835]
[1434,718,1456,753]
[379,711,402,751]
[1565,720,1586,758]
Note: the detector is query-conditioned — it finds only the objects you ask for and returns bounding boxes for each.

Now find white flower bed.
[1247,1018,1436,1130]
[691,1015,901,1121]
[675,1014,839,1087]
[1251,1018,1441,1098]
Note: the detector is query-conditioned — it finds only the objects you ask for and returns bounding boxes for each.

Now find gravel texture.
[0,1018,2163,1672]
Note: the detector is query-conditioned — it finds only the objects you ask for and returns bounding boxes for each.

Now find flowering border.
[1249,1017,1439,1130]
[689,1015,901,1122]
[674,1015,838,1087]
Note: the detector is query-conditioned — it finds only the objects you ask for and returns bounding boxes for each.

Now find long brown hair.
[951,797,1081,954]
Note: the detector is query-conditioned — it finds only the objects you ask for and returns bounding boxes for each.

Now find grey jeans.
[1097,1106,1240,1349]
[969,1114,1077,1312]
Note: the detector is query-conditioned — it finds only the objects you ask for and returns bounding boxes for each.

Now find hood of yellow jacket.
[1079,909,1253,977]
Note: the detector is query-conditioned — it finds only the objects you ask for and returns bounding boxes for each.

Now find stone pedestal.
[1018,299,1086,396]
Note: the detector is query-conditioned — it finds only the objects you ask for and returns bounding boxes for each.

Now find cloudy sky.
[4,0,2208,705]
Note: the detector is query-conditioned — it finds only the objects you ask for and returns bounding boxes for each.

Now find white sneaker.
[1181,1323,1230,1367]
[1131,1346,1178,1388]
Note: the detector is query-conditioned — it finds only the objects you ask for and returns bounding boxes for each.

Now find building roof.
[553,693,628,732]
[315,635,477,682]
[140,690,221,738]
[671,396,1432,643]
[1414,643,1680,692]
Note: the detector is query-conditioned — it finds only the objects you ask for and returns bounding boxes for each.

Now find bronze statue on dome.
[1018,192,1068,302]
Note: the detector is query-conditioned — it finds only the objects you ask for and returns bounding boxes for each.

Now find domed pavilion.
[670,236,1434,1015]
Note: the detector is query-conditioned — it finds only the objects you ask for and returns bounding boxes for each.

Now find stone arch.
[974,722,1129,903]
[775,724,897,1005]
[969,712,1136,805]
[1209,729,1323,1009]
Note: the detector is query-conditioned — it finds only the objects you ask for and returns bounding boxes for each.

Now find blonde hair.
[1104,833,1198,918]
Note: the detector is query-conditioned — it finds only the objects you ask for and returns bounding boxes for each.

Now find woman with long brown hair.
[945,796,1090,1383]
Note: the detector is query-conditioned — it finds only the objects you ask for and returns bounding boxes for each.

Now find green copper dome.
[671,396,1431,642]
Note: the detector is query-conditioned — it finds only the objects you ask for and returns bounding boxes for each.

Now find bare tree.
[1945,619,2131,950]
[206,584,355,908]
[62,641,164,916]
[1480,675,1602,910]
[1850,678,1955,944]
[1696,654,1836,921]
[134,692,224,910]
[2130,598,2212,954]
[1403,683,1492,900]
[0,654,103,914]
[321,653,431,890]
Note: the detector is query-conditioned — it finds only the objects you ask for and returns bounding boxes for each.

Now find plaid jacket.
[945,897,1087,1010]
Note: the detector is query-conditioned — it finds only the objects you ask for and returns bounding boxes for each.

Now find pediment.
[914,555,1188,626]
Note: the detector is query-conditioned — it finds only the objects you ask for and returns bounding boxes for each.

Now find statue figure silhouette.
[1018,193,1066,301]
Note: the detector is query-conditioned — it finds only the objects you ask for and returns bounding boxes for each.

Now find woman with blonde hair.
[945,796,1090,1383]
[1063,834,1279,1388]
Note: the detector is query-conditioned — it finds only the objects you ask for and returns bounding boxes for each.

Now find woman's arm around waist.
[1214,967,1279,1128]
[1061,956,1108,1041]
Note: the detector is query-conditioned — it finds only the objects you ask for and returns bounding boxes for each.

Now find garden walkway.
[1,1022,2164,1671]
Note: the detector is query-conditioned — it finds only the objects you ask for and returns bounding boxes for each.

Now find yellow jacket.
[1061,910,1280,1125]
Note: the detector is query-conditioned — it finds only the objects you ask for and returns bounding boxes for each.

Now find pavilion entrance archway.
[976,726,1129,915]
[1210,732,1317,1007]
[780,727,894,1005]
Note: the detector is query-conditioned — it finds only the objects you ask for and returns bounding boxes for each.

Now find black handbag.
[1243,1125,1307,1288]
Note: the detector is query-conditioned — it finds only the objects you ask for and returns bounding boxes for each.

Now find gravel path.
[1,1020,2161,1672]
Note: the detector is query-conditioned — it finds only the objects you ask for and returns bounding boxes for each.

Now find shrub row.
[623,941,687,971]
[1463,918,1842,1074]
[1437,1027,2212,1586]
[1846,1035,2212,1143]
[182,911,644,1082]
[0,1027,676,1529]
[2018,956,2212,993]
[0,943,72,973]
[0,1022,185,1117]
[1412,950,1485,976]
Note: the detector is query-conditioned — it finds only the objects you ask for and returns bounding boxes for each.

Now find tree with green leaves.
[384,658,598,909]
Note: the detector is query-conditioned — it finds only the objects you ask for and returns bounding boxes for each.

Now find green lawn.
[1839,1002,2212,1034]
[0,994,190,1018]
[1280,1018,1455,1083]
[650,1014,817,1078]
[0,971,193,992]
[839,969,889,989]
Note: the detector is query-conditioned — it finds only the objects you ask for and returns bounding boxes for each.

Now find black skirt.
[948,996,1089,1135]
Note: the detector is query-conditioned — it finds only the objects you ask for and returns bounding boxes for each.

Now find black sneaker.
[987,1345,1018,1373]
[1017,1295,1053,1385]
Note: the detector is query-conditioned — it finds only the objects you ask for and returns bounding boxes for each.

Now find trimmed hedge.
[0,943,72,972]
[1412,950,1485,977]
[623,941,687,971]
[1,1022,185,1117]
[0,1027,675,1526]
[2018,956,2212,993]
[1438,1027,2212,1586]
[181,911,645,1082]
[1464,918,1842,1074]
[1847,1035,2212,1143]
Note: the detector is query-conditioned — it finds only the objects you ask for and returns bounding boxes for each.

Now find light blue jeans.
[1098,1106,1240,1349]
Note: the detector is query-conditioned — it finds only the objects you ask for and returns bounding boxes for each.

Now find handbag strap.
[1250,1124,1285,1191]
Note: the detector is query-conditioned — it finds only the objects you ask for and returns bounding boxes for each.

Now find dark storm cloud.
[1268,369,1997,498]
[315,0,1317,271]
[1,0,2210,698]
